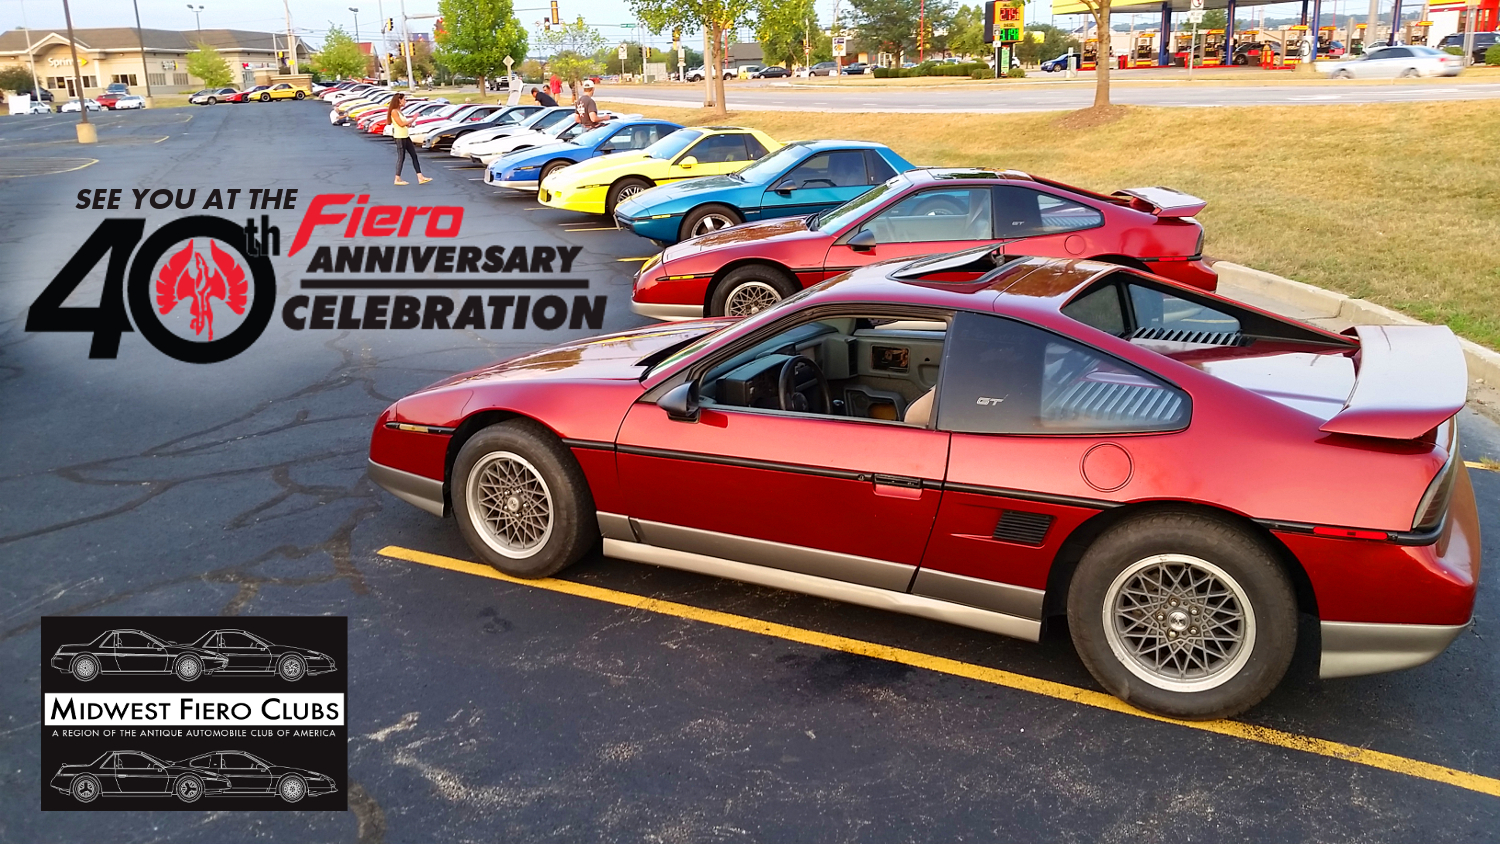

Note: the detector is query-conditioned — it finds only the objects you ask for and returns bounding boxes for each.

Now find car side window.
[222,753,257,769]
[116,632,153,649]
[993,186,1104,236]
[220,632,257,648]
[936,311,1189,434]
[117,753,153,769]
[189,754,211,768]
[784,151,869,189]
[744,135,769,158]
[685,134,750,163]
[863,188,993,243]
[1376,47,1411,58]
[864,151,898,183]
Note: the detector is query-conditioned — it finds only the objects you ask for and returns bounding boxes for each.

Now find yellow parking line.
[378,544,1500,800]
[1465,461,1496,472]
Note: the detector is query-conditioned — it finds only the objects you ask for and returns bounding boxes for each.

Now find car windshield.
[732,143,810,183]
[646,129,704,160]
[543,116,581,136]
[813,179,899,231]
[571,124,617,146]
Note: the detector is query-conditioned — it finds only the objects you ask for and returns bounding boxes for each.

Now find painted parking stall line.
[379,544,1500,801]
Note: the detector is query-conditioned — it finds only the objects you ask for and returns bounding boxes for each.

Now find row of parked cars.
[13,81,144,113]
[189,81,315,104]
[351,82,1479,726]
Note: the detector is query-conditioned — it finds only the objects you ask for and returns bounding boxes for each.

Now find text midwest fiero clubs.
[286,193,605,332]
[44,693,344,726]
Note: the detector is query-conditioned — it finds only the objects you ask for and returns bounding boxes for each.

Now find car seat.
[904,389,935,426]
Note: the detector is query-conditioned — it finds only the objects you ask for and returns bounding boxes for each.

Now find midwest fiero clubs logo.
[26,191,606,363]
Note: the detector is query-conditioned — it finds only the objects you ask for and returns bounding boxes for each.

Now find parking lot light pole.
[61,0,95,143]
[187,4,204,31]
[133,0,154,107]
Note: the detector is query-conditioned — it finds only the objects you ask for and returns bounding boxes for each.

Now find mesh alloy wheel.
[465,451,555,559]
[1102,554,1256,693]
[615,182,647,203]
[71,654,100,681]
[279,775,307,802]
[723,281,783,316]
[279,654,306,681]
[175,654,203,681]
[689,211,738,237]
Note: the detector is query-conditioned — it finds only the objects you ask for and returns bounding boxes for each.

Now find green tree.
[849,0,920,59]
[0,66,40,94]
[756,0,818,69]
[1015,22,1075,65]
[434,0,528,94]
[630,0,758,116]
[315,24,367,79]
[1073,0,1113,107]
[1201,9,1226,30]
[947,4,985,58]
[537,16,607,99]
[186,42,233,88]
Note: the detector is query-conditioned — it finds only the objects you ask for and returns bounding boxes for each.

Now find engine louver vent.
[992,510,1055,546]
[1131,327,1248,347]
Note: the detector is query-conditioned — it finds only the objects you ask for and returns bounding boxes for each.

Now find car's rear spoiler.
[1111,187,1207,218]
[1320,325,1467,440]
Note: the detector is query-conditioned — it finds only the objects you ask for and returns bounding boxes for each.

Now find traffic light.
[550,1,560,27]
[386,17,393,33]
[672,27,681,52]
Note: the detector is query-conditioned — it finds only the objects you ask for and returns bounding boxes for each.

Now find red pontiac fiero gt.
[369,251,1478,719]
[631,169,1217,320]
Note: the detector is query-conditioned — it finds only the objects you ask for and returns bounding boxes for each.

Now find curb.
[1213,261,1500,391]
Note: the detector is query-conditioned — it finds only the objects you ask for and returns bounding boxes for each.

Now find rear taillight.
[1412,434,1460,531]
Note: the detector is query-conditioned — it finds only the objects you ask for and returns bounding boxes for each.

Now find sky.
[0,0,1410,51]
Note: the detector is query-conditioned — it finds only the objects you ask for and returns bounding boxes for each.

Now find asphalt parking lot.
[1,103,1497,843]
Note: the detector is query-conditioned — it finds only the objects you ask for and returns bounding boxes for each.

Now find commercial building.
[0,27,311,97]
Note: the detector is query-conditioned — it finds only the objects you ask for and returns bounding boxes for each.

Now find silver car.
[1323,45,1463,79]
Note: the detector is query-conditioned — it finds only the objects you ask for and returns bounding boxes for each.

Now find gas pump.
[1082,37,1099,69]
[1201,29,1226,65]
[1281,24,1309,68]
[1172,31,1195,66]
[1351,23,1367,55]
[1406,21,1433,46]
[1134,31,1157,66]
[1318,25,1345,57]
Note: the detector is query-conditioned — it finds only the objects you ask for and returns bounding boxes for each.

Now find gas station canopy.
[1051,0,1311,16]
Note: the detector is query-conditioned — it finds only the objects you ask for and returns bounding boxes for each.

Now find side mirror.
[846,229,878,252]
[658,382,700,422]
[677,155,698,170]
[773,179,797,194]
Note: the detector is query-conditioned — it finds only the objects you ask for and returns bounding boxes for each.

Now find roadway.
[598,75,1500,112]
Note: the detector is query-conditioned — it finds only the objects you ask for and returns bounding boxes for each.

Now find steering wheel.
[778,356,832,414]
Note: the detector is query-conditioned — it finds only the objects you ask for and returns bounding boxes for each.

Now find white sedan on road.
[1322,45,1463,78]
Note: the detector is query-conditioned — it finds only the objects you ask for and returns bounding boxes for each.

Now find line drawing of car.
[175,750,338,802]
[51,751,230,804]
[368,251,1478,721]
[629,169,1214,320]
[186,629,337,681]
[485,118,683,194]
[50,629,228,682]
[612,139,915,245]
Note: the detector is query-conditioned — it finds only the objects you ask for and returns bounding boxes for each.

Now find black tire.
[278,774,307,803]
[260,93,270,102]
[606,177,654,215]
[70,653,101,682]
[452,419,598,578]
[709,264,800,317]
[277,653,307,682]
[540,160,571,182]
[175,773,205,803]
[295,90,306,99]
[71,774,101,803]
[206,96,217,105]
[1399,67,1419,78]
[680,203,744,241]
[173,654,204,682]
[1066,511,1297,720]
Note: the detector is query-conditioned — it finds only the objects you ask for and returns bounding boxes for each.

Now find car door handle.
[863,473,926,499]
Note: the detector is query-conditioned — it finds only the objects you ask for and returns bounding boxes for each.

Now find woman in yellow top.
[388,93,432,186]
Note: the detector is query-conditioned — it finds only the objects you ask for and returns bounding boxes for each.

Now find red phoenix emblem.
[153,240,249,340]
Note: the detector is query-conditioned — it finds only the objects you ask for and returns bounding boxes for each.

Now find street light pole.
[133,0,154,107]
[376,0,389,82]
[349,7,361,80]
[61,0,95,143]
[398,0,415,90]
[283,0,299,75]
[19,0,42,105]
[187,4,204,31]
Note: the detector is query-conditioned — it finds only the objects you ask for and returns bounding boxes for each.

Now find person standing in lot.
[387,93,431,186]
[549,73,562,100]
[531,86,557,107]
[575,79,603,129]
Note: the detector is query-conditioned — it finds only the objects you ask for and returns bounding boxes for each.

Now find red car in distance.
[369,252,1477,720]
[631,168,1216,320]
[363,101,442,134]
[225,85,270,104]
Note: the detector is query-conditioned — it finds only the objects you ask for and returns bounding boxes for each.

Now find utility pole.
[20,0,42,105]
[282,0,298,74]
[399,0,415,90]
[61,0,94,143]
[132,0,154,107]
[1364,0,1380,51]
[376,0,389,82]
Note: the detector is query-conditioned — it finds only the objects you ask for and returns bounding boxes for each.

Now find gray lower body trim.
[630,301,705,322]
[603,538,1041,642]
[910,568,1045,620]
[596,512,635,541]
[1319,619,1470,679]
[632,518,916,592]
[368,459,446,517]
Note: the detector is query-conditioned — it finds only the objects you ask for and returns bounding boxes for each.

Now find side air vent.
[992,510,1055,546]
[1130,327,1248,347]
